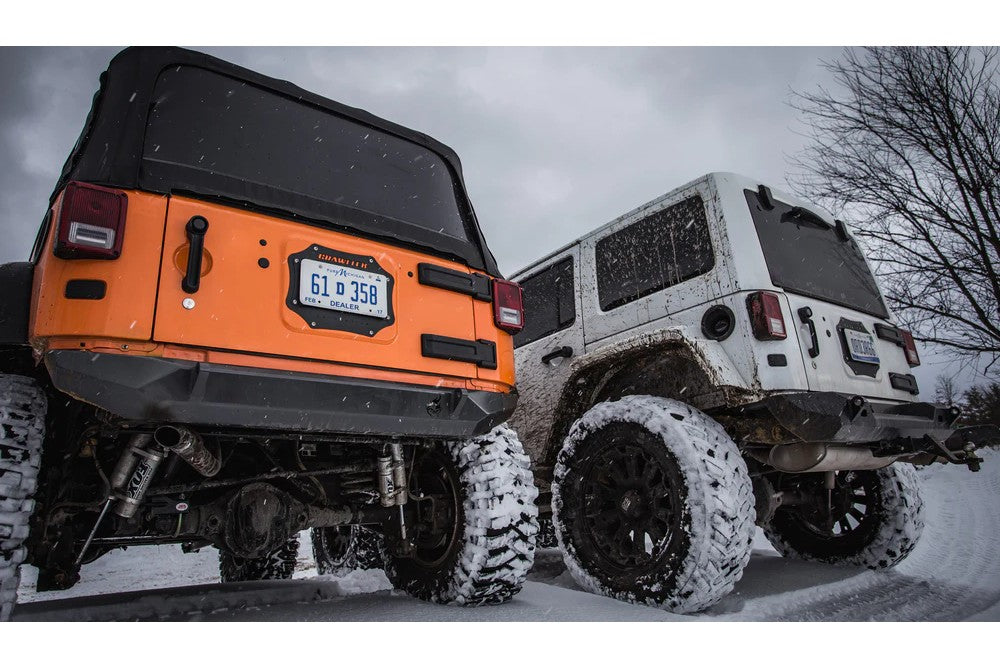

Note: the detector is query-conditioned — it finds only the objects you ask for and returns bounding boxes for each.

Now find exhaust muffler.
[762,443,897,473]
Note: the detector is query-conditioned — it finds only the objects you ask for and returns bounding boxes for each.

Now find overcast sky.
[0,46,984,390]
[0,46,844,271]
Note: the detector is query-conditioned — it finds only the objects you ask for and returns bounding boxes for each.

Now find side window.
[513,257,575,348]
[595,195,714,311]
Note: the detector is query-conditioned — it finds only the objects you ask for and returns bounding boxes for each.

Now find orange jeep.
[0,47,537,620]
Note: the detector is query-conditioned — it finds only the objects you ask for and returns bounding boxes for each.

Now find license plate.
[844,329,880,365]
[299,258,389,319]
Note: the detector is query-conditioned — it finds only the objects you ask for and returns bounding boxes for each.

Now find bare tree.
[793,47,1000,376]
[935,374,960,405]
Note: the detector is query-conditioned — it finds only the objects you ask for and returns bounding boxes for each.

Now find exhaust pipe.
[154,425,221,478]
[763,443,897,473]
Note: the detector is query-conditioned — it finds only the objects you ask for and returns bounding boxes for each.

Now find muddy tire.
[311,525,384,575]
[763,464,924,570]
[383,425,539,606]
[552,395,755,614]
[219,535,299,582]
[1,374,47,622]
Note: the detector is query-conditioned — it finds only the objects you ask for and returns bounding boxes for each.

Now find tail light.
[54,181,128,260]
[900,330,921,366]
[492,279,524,334]
[746,291,787,340]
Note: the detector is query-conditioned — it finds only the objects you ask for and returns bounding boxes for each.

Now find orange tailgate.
[152,196,485,381]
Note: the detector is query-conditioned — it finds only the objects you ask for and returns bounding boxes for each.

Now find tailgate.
[784,293,919,400]
[152,196,483,381]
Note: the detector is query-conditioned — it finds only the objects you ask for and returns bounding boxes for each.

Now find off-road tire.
[552,395,755,614]
[763,464,924,570]
[311,525,384,575]
[219,535,299,582]
[537,517,558,549]
[1,374,47,622]
[383,425,539,606]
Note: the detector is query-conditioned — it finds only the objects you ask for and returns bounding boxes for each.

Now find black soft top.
[55,46,499,275]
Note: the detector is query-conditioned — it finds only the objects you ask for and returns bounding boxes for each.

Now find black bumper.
[45,350,517,439]
[746,391,961,446]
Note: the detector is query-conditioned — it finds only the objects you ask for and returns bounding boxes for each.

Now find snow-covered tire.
[383,425,539,606]
[763,463,924,570]
[1,374,47,622]
[537,517,558,549]
[312,525,384,575]
[552,395,755,614]
[219,535,299,582]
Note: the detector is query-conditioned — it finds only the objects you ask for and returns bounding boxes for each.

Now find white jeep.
[509,172,985,614]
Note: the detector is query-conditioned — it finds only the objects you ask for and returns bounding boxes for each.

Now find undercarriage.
[29,400,470,592]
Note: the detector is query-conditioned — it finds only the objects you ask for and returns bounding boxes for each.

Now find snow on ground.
[12,449,1000,621]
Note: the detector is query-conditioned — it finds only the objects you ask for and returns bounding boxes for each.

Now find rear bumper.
[45,350,516,438]
[730,391,962,450]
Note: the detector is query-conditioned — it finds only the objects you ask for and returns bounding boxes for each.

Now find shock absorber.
[112,436,167,519]
[376,442,410,543]
[376,442,409,508]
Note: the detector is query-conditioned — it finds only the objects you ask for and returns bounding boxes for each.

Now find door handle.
[182,216,209,294]
[798,307,820,358]
[541,346,573,364]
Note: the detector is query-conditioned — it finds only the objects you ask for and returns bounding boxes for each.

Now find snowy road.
[12,450,1000,621]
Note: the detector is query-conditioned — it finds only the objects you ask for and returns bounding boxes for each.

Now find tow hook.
[925,434,983,472]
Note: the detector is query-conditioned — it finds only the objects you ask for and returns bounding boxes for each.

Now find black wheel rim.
[408,448,461,569]
[574,427,685,573]
[796,470,878,539]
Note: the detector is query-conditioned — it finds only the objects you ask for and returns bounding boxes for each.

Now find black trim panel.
[874,322,905,347]
[65,279,107,300]
[889,372,920,395]
[417,263,492,301]
[421,334,497,369]
[45,351,516,438]
[0,262,34,345]
[767,354,787,367]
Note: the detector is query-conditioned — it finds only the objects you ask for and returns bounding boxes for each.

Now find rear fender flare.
[542,330,757,469]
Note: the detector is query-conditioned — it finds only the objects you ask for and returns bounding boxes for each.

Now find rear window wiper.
[781,206,829,228]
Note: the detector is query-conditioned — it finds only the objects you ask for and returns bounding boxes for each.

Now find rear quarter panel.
[30,190,169,342]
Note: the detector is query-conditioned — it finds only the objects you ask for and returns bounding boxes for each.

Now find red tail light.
[900,330,921,366]
[492,279,524,334]
[746,291,787,340]
[54,182,128,260]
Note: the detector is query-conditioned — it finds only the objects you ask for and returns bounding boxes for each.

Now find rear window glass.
[744,189,889,319]
[141,66,470,241]
[514,257,575,348]
[595,195,714,311]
